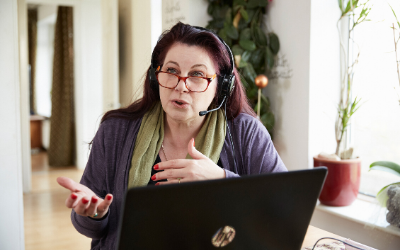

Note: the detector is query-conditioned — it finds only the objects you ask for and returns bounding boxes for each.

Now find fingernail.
[107,195,112,201]
[193,138,195,147]
[82,198,89,204]
[155,183,160,186]
[91,197,98,203]
[71,194,78,200]
[151,175,156,181]
[154,164,159,170]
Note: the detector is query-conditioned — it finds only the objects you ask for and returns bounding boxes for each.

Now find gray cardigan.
[71,113,287,249]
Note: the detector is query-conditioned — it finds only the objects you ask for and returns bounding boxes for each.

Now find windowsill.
[315,195,400,237]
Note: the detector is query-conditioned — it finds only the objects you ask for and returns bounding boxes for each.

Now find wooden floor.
[24,152,92,250]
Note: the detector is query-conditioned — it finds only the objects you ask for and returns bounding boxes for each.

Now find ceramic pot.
[313,156,361,206]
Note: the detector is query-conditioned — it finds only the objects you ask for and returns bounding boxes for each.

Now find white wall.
[265,0,313,171]
[162,0,210,31]
[265,0,340,171]
[118,0,162,106]
[308,0,341,164]
[0,0,26,248]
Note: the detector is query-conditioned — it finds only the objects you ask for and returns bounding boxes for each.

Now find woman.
[57,22,286,249]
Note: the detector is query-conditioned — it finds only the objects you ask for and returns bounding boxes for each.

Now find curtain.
[28,8,37,115]
[48,6,75,166]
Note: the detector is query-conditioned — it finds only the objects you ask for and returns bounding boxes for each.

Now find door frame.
[20,0,119,193]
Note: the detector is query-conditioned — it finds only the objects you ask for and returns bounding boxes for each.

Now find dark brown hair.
[101,22,255,123]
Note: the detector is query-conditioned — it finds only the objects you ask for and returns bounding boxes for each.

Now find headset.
[148,26,236,115]
[147,25,239,174]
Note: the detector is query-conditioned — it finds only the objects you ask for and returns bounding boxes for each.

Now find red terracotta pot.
[313,156,361,206]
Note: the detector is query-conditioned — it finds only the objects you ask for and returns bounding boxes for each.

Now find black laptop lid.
[117,167,327,250]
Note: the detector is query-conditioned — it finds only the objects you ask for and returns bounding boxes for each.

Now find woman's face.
[159,43,218,125]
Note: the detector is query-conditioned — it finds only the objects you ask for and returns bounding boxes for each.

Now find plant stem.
[257,88,261,118]
[394,24,400,98]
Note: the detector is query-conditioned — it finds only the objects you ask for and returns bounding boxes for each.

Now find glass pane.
[352,1,400,196]
[158,72,178,88]
[187,77,208,91]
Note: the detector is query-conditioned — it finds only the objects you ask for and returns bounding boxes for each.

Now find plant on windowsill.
[206,0,279,138]
[314,0,372,207]
[368,5,400,228]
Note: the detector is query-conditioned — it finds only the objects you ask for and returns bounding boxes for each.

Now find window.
[351,0,400,196]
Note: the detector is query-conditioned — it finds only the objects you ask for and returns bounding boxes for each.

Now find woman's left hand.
[152,138,226,185]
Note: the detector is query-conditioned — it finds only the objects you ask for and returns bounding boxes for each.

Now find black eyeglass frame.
[155,67,217,93]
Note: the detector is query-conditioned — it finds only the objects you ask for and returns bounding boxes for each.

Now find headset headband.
[150,26,235,76]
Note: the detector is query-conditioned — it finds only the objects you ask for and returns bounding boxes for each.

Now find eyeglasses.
[155,68,217,93]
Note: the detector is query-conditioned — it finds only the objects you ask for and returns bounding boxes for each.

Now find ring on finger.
[93,212,98,218]
[177,177,181,184]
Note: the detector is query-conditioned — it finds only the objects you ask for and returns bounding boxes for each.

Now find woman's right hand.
[57,177,113,219]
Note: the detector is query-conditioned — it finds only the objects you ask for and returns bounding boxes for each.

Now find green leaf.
[250,19,258,40]
[265,47,275,69]
[225,8,232,24]
[247,0,259,9]
[268,33,280,55]
[240,28,252,41]
[257,0,268,8]
[247,0,267,8]
[376,182,400,207]
[211,5,229,20]
[261,111,275,129]
[225,25,239,40]
[241,50,252,62]
[254,27,268,46]
[207,3,214,15]
[261,94,270,109]
[238,18,248,30]
[243,63,257,83]
[233,5,242,14]
[343,0,359,16]
[239,40,256,51]
[338,0,343,12]
[240,75,249,88]
[250,48,264,67]
[233,0,247,6]
[246,9,256,23]
[207,19,225,30]
[218,29,231,45]
[389,4,400,30]
[238,59,247,68]
[369,161,400,176]
[239,7,249,21]
[232,45,243,56]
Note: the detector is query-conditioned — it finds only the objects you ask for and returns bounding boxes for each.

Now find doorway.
[28,4,77,171]
[21,0,119,194]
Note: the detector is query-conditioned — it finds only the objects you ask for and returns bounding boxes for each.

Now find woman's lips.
[171,99,189,109]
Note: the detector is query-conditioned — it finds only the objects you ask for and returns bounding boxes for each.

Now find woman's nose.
[175,79,189,93]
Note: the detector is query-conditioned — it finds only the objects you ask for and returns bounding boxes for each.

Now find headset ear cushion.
[148,67,158,91]
[218,74,235,100]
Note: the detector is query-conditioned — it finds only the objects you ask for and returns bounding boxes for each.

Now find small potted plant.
[314,0,372,206]
[369,161,400,227]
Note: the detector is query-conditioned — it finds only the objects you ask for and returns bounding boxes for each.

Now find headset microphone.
[199,96,227,116]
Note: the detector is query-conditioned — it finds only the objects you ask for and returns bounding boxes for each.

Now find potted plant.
[206,0,279,138]
[368,5,400,227]
[314,0,372,206]
[369,161,400,227]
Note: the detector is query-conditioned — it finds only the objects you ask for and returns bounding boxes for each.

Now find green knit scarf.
[128,101,226,189]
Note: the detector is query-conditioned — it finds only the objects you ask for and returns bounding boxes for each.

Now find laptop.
[117,167,327,250]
